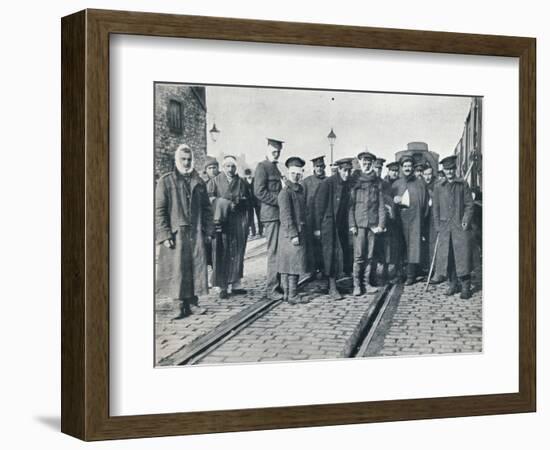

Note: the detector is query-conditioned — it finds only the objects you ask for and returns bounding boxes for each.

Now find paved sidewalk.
[372,281,482,357]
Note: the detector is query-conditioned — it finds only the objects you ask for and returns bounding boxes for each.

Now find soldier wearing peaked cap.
[432,155,474,299]
[314,157,354,299]
[254,138,285,300]
[302,155,327,280]
[349,150,386,295]
[277,157,311,304]
[373,158,386,178]
[414,161,426,180]
[392,154,429,285]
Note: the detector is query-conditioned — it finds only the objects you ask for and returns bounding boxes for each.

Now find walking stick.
[424,232,440,293]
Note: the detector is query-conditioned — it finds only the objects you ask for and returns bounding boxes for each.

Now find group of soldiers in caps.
[156,138,476,318]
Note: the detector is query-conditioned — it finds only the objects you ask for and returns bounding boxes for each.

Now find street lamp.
[209,122,220,142]
[327,128,337,164]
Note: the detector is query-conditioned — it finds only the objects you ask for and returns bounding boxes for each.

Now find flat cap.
[204,155,219,167]
[386,161,400,171]
[285,156,306,168]
[310,155,326,166]
[334,157,354,169]
[357,151,377,161]
[399,155,415,166]
[374,158,386,168]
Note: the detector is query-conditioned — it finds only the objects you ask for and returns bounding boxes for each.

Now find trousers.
[353,227,376,265]
[263,221,280,295]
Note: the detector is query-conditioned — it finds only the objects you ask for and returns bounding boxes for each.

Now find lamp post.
[209,122,220,142]
[327,128,337,164]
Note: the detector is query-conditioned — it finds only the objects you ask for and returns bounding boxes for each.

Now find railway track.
[158,275,402,366]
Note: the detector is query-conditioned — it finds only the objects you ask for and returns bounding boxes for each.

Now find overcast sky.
[204,84,474,173]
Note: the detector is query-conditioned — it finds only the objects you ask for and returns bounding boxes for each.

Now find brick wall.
[154,84,207,180]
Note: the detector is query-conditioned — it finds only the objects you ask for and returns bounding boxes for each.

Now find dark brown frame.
[61,9,536,441]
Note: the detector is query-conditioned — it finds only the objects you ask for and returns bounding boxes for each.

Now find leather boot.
[280,273,289,302]
[364,264,379,295]
[287,275,299,305]
[459,277,472,299]
[446,272,458,296]
[328,277,343,300]
[405,263,416,285]
[352,263,363,296]
[173,299,190,320]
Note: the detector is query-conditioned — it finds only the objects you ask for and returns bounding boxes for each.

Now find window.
[167,100,183,134]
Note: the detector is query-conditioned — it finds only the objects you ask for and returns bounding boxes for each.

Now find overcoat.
[277,181,311,275]
[253,159,283,223]
[392,174,428,264]
[376,176,401,264]
[423,177,438,269]
[207,172,250,287]
[302,174,326,271]
[314,173,352,277]
[155,169,213,298]
[432,178,474,278]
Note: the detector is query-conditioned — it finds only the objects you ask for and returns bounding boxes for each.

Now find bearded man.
[155,144,214,318]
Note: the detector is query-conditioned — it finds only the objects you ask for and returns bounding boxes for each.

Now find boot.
[364,264,379,295]
[388,264,400,284]
[328,277,343,300]
[280,273,289,302]
[459,277,472,299]
[429,274,446,284]
[405,263,416,285]
[352,263,363,296]
[287,275,299,305]
[445,276,458,296]
[172,299,190,320]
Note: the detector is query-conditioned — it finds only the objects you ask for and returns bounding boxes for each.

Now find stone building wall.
[154,84,207,180]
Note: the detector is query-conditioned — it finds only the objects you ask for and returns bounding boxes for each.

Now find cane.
[424,232,440,293]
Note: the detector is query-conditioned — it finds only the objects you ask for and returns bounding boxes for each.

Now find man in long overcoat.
[392,155,429,285]
[432,155,474,299]
[254,138,285,300]
[422,163,439,277]
[155,144,214,319]
[314,157,353,299]
[380,161,402,282]
[208,155,250,298]
[277,157,311,304]
[243,168,262,237]
[302,155,327,279]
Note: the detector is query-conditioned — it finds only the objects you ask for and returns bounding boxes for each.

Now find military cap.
[399,155,415,166]
[374,158,386,168]
[285,156,306,168]
[310,155,326,167]
[357,151,376,161]
[386,161,400,171]
[440,155,458,169]
[244,168,252,175]
[267,138,284,150]
[204,155,219,168]
[423,162,434,172]
[414,161,426,170]
[334,157,354,169]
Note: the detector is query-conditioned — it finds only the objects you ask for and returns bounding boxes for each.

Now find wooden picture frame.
[61,9,536,441]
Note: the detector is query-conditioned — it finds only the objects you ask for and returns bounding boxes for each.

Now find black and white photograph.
[154,83,483,366]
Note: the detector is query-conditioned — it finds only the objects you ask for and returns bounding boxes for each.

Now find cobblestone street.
[369,281,483,357]
[156,236,483,366]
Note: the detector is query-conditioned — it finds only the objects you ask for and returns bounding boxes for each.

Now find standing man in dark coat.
[422,163,441,281]
[243,168,262,237]
[314,157,354,299]
[392,155,429,285]
[277,157,311,304]
[208,155,250,299]
[432,155,474,299]
[379,160,401,283]
[254,138,285,300]
[349,152,386,296]
[155,144,214,319]
[201,155,219,272]
[302,155,327,279]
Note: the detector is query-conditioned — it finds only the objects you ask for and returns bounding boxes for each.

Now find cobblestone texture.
[375,281,482,357]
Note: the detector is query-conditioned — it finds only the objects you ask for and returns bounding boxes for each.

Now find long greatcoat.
[302,174,326,271]
[207,172,250,287]
[314,173,352,277]
[277,181,311,275]
[423,177,438,270]
[432,178,474,278]
[392,175,428,264]
[155,169,213,298]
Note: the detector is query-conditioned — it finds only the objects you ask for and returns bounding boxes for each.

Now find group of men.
[155,138,477,318]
